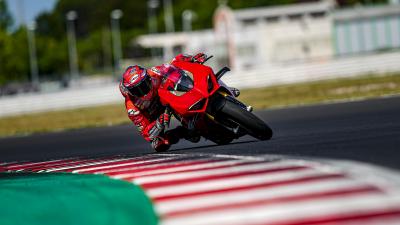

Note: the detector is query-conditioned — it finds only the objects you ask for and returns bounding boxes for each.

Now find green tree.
[0,28,29,84]
[1,0,391,85]
[0,0,13,31]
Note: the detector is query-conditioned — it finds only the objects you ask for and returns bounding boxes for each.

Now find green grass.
[1,73,400,137]
[238,73,400,109]
[0,103,128,137]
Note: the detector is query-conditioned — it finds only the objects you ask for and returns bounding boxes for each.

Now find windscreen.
[162,66,194,96]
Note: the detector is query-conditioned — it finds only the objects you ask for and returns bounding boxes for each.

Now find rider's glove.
[147,108,171,139]
[192,53,207,64]
[161,107,172,128]
[147,120,164,139]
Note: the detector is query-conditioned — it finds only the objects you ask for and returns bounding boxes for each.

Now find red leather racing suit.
[119,54,202,150]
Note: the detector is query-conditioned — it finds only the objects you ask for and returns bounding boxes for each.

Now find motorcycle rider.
[120,53,240,152]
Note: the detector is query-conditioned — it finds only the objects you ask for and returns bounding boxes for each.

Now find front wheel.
[219,98,273,140]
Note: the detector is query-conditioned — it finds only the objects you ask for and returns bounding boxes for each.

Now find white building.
[213,0,335,70]
[137,0,335,70]
[135,0,400,71]
[333,5,400,56]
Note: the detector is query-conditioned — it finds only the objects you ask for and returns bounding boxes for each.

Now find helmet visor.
[127,74,152,97]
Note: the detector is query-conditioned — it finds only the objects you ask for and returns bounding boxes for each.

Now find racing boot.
[151,137,170,152]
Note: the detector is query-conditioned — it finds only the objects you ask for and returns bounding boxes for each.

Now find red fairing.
[171,54,194,63]
[158,61,220,117]
[120,54,203,141]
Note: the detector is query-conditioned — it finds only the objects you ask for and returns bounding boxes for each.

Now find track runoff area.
[2,153,400,225]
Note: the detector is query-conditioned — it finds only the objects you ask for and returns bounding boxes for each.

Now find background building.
[136,0,400,72]
[333,5,400,56]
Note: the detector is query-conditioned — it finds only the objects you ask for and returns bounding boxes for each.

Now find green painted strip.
[0,173,158,225]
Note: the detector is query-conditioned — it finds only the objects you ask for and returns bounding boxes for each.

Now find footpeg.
[246,105,253,112]
[230,88,240,97]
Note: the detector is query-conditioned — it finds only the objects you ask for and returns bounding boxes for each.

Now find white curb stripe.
[109,159,240,179]
[160,194,400,225]
[45,157,143,172]
[3,153,400,225]
[156,178,371,216]
[71,157,178,173]
[146,169,323,198]
[6,158,74,169]
[134,160,306,184]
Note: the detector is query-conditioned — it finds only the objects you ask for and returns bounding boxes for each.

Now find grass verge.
[1,73,400,137]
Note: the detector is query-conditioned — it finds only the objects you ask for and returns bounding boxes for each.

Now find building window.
[242,18,257,26]
[288,14,303,21]
[265,16,279,23]
[310,11,326,18]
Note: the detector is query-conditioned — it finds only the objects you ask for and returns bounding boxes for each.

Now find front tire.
[219,98,273,140]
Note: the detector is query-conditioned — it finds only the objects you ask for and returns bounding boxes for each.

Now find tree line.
[0,0,387,85]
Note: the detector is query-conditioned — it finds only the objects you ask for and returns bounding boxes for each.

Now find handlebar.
[200,55,213,64]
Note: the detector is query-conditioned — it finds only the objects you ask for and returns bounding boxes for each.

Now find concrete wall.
[223,51,400,89]
[1,51,400,117]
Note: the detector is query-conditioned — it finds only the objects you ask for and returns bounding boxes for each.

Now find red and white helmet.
[121,65,152,97]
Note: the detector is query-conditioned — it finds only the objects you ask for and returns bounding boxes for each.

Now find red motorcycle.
[158,56,273,146]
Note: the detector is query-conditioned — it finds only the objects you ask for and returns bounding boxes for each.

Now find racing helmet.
[121,65,152,97]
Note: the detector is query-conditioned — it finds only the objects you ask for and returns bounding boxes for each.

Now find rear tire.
[219,99,273,140]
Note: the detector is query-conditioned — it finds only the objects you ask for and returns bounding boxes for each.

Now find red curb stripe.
[56,157,178,173]
[152,173,346,202]
[121,160,272,180]
[28,159,117,172]
[61,155,169,173]
[163,185,381,219]
[141,165,309,189]
[5,158,77,170]
[71,157,199,174]
[5,156,124,171]
[105,158,230,176]
[0,162,19,166]
[255,208,400,225]
[59,158,152,173]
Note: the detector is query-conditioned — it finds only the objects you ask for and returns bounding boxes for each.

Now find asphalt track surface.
[1,96,400,170]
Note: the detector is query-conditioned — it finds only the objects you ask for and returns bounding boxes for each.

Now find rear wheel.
[219,98,273,140]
